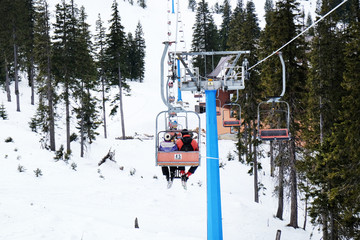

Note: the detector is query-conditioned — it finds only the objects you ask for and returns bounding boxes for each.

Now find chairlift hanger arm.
[161,42,173,108]
[225,53,242,80]
[177,55,196,80]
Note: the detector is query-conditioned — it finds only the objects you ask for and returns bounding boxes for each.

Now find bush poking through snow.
[71,162,77,171]
[97,169,105,179]
[34,168,43,177]
[54,145,71,163]
[0,103,8,120]
[17,165,26,172]
[5,137,13,143]
[227,151,235,161]
[219,161,226,169]
[130,168,136,176]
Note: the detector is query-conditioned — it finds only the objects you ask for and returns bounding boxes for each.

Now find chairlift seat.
[259,128,290,141]
[223,120,241,127]
[157,151,200,166]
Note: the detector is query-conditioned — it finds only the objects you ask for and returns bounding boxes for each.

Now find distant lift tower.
[161,41,250,240]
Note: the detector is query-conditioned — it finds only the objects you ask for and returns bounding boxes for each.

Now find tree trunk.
[45,3,55,151]
[118,63,126,140]
[303,194,308,230]
[253,124,259,203]
[13,38,20,112]
[288,140,298,228]
[276,142,284,220]
[322,212,329,240]
[80,82,85,157]
[270,141,274,177]
[275,230,281,240]
[47,58,55,151]
[5,57,11,102]
[65,80,71,153]
[30,56,35,105]
[101,74,107,138]
[245,122,248,161]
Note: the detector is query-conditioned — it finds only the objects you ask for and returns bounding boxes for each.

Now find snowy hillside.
[0,1,322,239]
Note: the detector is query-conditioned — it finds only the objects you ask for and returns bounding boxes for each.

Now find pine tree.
[23,0,36,106]
[227,0,245,51]
[219,0,232,51]
[105,0,128,139]
[137,0,146,9]
[52,0,80,154]
[301,1,360,238]
[134,21,145,82]
[228,0,261,203]
[188,0,197,12]
[94,13,109,139]
[191,0,220,76]
[73,6,99,157]
[0,103,8,120]
[126,32,137,81]
[0,0,13,102]
[33,0,56,151]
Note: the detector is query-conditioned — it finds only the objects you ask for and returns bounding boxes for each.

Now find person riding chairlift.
[176,129,199,182]
[159,132,178,188]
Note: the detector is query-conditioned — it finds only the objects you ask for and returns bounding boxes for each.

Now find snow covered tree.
[188,0,197,12]
[137,0,146,9]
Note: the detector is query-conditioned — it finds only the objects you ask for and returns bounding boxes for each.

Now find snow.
[0,1,321,239]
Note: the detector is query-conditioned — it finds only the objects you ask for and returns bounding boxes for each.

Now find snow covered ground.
[0,1,321,239]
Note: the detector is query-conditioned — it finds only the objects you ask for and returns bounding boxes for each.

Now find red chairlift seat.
[223,120,241,127]
[259,128,290,141]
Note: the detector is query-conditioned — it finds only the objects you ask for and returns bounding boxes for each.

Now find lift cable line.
[248,0,349,71]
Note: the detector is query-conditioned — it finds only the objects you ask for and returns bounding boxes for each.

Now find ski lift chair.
[222,102,241,127]
[257,97,291,141]
[155,110,201,168]
[156,129,200,167]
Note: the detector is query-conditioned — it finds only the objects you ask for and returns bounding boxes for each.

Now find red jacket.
[176,135,199,151]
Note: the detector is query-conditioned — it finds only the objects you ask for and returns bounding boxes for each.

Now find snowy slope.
[0,1,321,239]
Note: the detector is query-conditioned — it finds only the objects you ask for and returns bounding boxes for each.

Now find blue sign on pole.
[205,89,223,240]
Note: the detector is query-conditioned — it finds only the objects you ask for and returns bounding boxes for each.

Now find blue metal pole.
[205,89,223,240]
[177,59,182,102]
[172,0,175,13]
